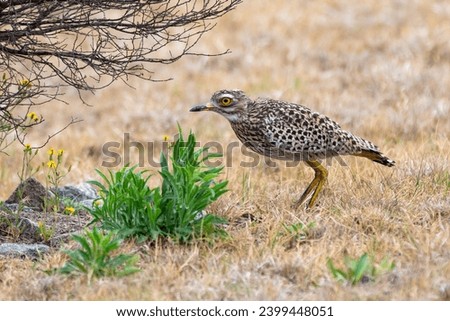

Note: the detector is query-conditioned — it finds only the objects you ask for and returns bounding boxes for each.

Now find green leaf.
[327,258,348,282]
[352,253,370,284]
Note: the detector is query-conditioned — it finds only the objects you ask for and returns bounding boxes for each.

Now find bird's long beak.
[190,102,214,112]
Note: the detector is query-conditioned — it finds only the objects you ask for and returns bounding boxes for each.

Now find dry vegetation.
[1,0,449,300]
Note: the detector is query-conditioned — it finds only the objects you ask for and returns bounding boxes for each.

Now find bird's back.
[230,97,391,164]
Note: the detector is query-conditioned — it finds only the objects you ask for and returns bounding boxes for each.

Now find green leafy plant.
[19,143,40,182]
[327,253,395,285]
[58,227,139,283]
[89,166,161,239]
[272,221,316,249]
[61,197,85,216]
[89,128,228,243]
[282,221,316,237]
[157,128,228,242]
[37,221,55,242]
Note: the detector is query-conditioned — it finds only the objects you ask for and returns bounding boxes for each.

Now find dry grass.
[1,0,449,300]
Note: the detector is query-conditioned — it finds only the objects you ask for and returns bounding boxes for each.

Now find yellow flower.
[94,199,103,207]
[27,112,36,119]
[64,206,75,215]
[47,160,56,168]
[57,149,64,156]
[19,79,32,88]
[47,147,55,156]
[23,144,31,152]
[27,112,39,122]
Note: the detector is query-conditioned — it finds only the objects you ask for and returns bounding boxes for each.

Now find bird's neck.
[222,112,242,123]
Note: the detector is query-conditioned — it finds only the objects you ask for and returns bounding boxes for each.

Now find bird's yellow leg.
[293,160,328,209]
[306,160,328,208]
[293,173,320,208]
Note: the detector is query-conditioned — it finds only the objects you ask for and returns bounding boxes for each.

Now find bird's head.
[190,89,251,122]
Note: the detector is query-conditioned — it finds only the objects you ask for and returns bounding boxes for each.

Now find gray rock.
[78,199,98,209]
[0,203,35,213]
[54,183,98,201]
[16,216,41,239]
[0,214,41,241]
[4,179,99,211]
[54,183,99,209]
[0,243,50,258]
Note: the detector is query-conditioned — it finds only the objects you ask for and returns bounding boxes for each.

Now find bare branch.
[0,0,241,91]
[0,0,241,151]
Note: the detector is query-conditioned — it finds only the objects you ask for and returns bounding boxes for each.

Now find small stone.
[0,243,50,258]
[0,203,35,213]
[0,213,42,241]
[16,217,41,239]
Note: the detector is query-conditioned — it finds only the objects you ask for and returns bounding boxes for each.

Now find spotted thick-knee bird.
[190,90,395,208]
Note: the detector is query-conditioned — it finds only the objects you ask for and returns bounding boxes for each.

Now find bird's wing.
[259,103,344,158]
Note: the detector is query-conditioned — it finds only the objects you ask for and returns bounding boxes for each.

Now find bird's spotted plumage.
[190,89,395,208]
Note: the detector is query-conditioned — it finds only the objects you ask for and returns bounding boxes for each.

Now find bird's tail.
[357,149,395,167]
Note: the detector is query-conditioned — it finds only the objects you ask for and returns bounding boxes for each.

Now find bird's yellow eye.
[219,97,233,107]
